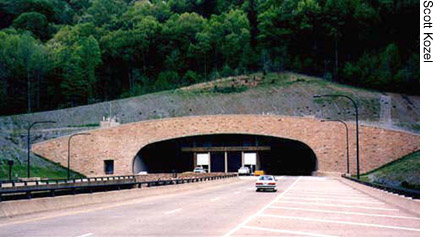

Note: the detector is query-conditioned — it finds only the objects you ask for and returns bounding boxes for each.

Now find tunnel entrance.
[133,134,317,175]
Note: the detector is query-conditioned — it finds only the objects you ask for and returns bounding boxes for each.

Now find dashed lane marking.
[164,208,182,215]
[224,177,301,237]
[242,226,337,237]
[276,201,399,211]
[211,197,220,201]
[259,214,420,232]
[269,206,420,220]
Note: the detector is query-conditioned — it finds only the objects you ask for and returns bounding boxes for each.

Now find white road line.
[224,177,301,237]
[281,196,384,205]
[259,214,420,232]
[286,193,374,200]
[276,201,399,211]
[292,190,368,197]
[242,226,337,237]
[233,191,241,194]
[164,208,182,215]
[291,191,367,197]
[211,197,220,201]
[298,177,327,180]
[76,233,93,237]
[269,206,420,220]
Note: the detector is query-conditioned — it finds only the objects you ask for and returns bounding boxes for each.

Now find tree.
[12,11,49,40]
[100,15,161,93]
[217,9,251,69]
[49,24,102,105]
[0,30,49,113]
[76,36,101,101]
[86,0,126,27]
[188,30,212,79]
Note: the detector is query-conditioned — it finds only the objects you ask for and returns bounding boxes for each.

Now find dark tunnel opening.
[133,134,317,175]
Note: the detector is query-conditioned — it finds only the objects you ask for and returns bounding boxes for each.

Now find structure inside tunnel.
[132,134,317,175]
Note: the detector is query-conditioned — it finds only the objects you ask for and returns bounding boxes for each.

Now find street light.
[321,119,350,174]
[314,94,360,179]
[27,121,57,178]
[68,133,91,180]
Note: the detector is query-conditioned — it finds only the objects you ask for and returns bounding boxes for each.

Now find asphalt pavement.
[0,176,420,236]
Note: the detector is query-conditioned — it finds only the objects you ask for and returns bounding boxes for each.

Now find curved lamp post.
[314,94,360,179]
[321,119,350,174]
[68,133,91,179]
[27,121,57,178]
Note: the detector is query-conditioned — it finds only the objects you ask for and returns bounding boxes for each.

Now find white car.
[255,175,277,192]
[193,167,207,173]
[238,167,251,175]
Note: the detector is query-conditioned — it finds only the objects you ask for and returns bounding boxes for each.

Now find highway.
[0,176,420,236]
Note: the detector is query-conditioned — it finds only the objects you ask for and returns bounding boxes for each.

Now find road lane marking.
[290,191,367,197]
[211,197,220,201]
[76,233,93,237]
[269,206,420,220]
[281,196,384,205]
[259,214,420,232]
[298,177,327,180]
[242,226,337,237]
[224,177,301,237]
[286,193,374,200]
[233,191,241,194]
[275,201,399,211]
[164,208,182,214]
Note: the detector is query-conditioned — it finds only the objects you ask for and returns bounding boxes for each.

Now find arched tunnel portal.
[133,134,317,175]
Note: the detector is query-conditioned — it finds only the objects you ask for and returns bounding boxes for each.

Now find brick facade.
[32,115,419,177]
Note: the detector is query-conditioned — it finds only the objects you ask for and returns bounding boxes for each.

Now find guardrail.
[342,175,420,199]
[0,174,237,202]
[0,175,136,188]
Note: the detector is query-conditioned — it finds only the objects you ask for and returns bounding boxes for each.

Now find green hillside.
[0,0,419,116]
[360,151,420,190]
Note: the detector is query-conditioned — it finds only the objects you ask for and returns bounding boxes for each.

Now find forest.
[0,0,419,115]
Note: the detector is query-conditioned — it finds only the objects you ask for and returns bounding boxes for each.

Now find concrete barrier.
[0,177,239,219]
[338,177,420,216]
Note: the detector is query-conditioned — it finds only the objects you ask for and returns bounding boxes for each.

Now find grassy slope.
[0,163,85,180]
[360,151,420,190]
[0,153,85,180]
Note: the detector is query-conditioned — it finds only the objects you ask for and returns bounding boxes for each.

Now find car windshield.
[259,176,274,181]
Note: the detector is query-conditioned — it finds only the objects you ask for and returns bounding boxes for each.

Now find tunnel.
[132,134,317,175]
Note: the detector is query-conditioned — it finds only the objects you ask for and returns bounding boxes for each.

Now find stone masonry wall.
[32,115,420,177]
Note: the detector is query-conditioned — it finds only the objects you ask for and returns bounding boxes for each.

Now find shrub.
[154,71,179,90]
